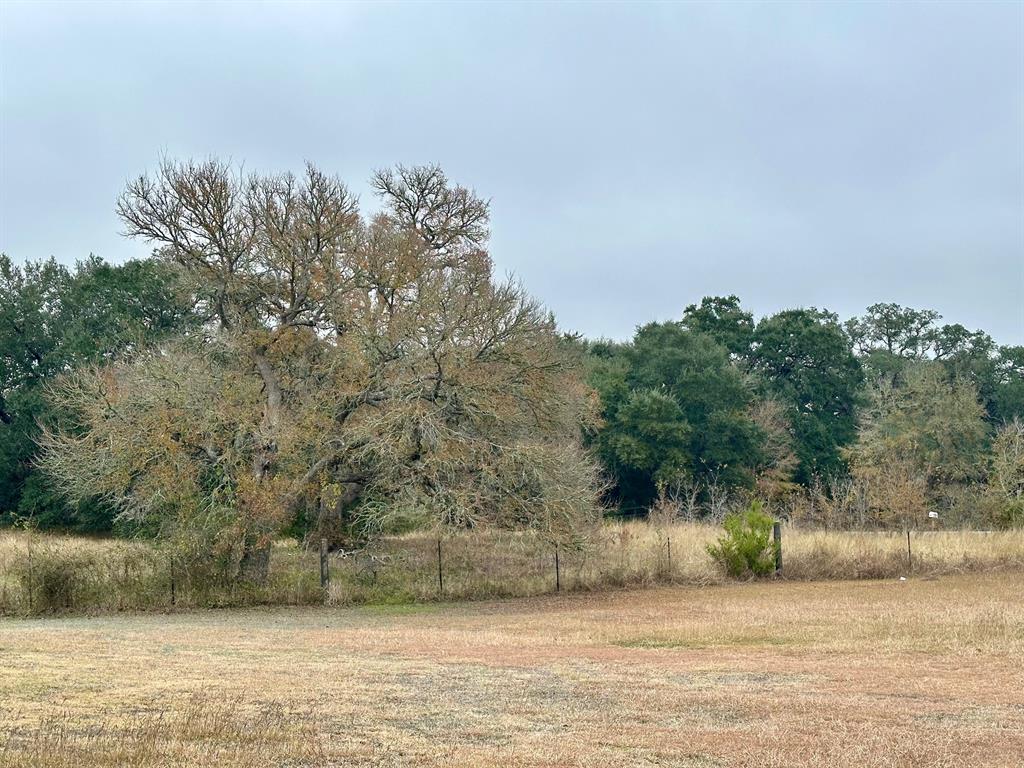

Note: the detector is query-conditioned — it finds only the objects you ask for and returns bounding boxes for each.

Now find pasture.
[2,573,1022,767]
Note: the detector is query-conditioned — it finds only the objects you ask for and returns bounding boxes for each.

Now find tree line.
[585,297,1023,528]
[1,160,1022,583]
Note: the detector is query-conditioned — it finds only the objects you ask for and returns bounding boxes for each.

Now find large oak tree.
[41,161,601,580]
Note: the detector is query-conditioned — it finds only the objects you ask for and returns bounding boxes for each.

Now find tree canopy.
[2,167,1022,541]
[749,308,863,484]
[39,161,601,580]
[680,295,754,358]
[0,254,195,529]
[589,322,768,511]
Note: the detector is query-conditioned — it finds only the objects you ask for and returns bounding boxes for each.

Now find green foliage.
[0,254,196,531]
[846,302,1021,425]
[751,308,863,483]
[846,302,940,360]
[604,389,691,477]
[993,497,1024,528]
[681,295,754,358]
[992,346,1024,424]
[851,363,989,488]
[706,501,778,578]
[589,322,765,511]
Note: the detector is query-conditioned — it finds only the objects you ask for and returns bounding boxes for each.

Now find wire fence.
[2,525,1022,617]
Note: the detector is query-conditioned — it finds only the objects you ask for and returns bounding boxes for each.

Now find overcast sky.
[1,1,1022,343]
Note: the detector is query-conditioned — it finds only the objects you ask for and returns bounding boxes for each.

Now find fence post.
[319,538,330,593]
[121,558,128,611]
[773,521,782,576]
[170,558,176,607]
[26,536,33,613]
[436,538,444,596]
[555,545,561,593]
[906,529,912,573]
[666,536,672,577]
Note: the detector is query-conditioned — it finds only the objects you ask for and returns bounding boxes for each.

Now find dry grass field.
[2,573,1022,767]
[3,524,1023,615]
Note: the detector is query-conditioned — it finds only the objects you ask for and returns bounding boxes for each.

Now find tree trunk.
[253,352,282,433]
[309,481,365,547]
[252,351,282,478]
[239,349,282,585]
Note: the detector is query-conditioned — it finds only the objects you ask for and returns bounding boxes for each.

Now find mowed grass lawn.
[2,574,1022,767]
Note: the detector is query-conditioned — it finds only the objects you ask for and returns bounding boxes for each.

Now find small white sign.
[928,511,939,519]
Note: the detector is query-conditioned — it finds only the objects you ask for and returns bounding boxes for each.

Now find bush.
[706,501,778,578]
[990,496,1024,529]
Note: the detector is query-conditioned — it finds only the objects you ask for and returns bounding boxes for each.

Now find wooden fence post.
[26,536,33,613]
[436,538,444,596]
[906,529,912,573]
[170,558,176,606]
[319,538,330,592]
[121,559,128,611]
[773,521,782,576]
[666,535,672,576]
[555,545,561,593]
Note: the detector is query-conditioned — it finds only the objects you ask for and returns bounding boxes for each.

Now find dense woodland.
[2,161,1022,583]
[586,297,1024,528]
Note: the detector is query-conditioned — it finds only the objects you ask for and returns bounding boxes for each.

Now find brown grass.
[2,524,1023,616]
[1,573,1022,767]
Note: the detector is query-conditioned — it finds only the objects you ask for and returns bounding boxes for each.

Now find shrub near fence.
[1,524,1023,617]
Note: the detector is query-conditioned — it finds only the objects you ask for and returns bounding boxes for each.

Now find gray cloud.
[1,1,1021,342]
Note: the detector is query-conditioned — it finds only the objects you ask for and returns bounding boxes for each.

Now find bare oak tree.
[42,160,601,581]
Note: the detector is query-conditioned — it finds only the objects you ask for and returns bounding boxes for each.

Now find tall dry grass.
[0,523,1021,617]
[0,529,324,616]
[781,527,1024,579]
